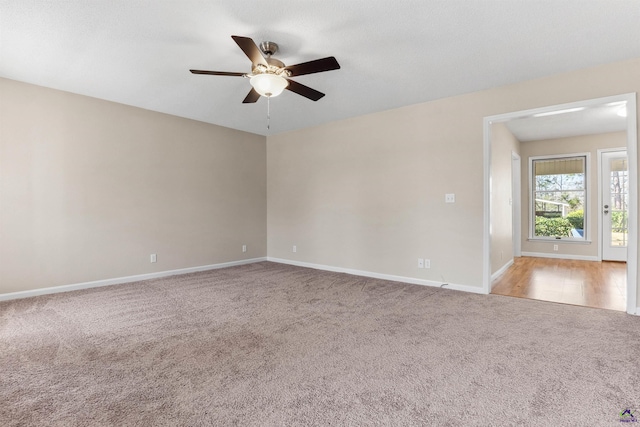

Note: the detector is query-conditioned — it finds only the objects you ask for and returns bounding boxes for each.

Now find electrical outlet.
[553,244,558,251]
[418,258,424,268]
[445,193,455,203]
[424,259,431,268]
[242,244,247,253]
[150,253,157,263]
[293,245,297,253]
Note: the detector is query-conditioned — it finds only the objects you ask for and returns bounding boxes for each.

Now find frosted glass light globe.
[250,73,288,97]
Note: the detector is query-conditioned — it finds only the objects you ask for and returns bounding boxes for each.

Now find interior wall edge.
[520,252,599,261]
[0,257,268,302]
[491,259,515,281]
[266,257,486,294]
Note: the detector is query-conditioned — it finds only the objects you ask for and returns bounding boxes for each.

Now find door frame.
[512,152,522,258]
[483,93,638,315]
[598,148,629,262]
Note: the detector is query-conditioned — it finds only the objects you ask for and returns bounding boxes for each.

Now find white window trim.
[528,152,591,242]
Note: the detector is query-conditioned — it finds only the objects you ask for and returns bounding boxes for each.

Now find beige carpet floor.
[1,261,639,426]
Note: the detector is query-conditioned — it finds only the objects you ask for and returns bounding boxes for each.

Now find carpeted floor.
[1,261,639,426]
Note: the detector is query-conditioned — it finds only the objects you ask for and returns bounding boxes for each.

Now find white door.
[601,151,628,261]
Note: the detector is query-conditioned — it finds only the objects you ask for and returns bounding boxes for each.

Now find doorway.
[483,93,638,314]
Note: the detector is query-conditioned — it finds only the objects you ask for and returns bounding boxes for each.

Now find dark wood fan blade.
[231,35,267,67]
[284,56,340,77]
[285,79,325,101]
[242,88,261,104]
[190,70,246,77]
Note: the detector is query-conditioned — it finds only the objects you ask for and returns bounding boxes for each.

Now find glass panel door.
[602,151,628,261]
[610,158,628,247]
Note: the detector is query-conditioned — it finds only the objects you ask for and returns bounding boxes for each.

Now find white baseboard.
[0,257,267,302]
[267,257,485,294]
[491,259,514,281]
[521,252,599,261]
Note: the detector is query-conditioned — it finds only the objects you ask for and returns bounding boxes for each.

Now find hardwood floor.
[491,257,626,311]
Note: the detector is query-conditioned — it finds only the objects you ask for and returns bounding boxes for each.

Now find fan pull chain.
[267,96,271,130]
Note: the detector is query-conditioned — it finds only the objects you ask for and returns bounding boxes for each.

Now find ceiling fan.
[190,35,340,103]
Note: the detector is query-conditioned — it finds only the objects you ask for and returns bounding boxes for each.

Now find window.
[530,154,588,241]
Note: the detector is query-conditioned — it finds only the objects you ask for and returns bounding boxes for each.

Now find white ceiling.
[506,103,629,142]
[2,1,640,136]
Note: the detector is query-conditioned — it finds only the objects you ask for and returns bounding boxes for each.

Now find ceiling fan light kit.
[249,73,288,97]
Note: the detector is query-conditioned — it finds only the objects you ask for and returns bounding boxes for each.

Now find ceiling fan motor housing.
[253,58,289,77]
[255,41,289,76]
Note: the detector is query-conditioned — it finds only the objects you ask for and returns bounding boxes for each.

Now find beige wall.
[520,132,626,257]
[268,57,640,291]
[0,78,267,294]
[3,57,640,298]
[491,123,520,274]
[267,101,485,286]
